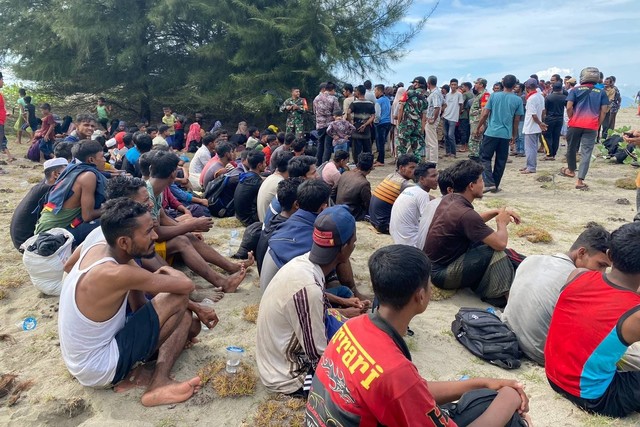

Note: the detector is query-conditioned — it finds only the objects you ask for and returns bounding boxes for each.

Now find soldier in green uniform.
[469,78,490,161]
[397,76,429,162]
[279,87,306,138]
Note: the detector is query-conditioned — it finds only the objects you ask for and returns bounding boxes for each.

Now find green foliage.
[0,0,431,124]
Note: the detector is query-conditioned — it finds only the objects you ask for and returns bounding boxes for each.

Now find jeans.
[566,127,597,180]
[515,121,524,154]
[316,127,329,165]
[544,119,563,157]
[524,133,540,172]
[375,123,391,164]
[480,135,510,189]
[444,119,457,155]
[333,142,348,153]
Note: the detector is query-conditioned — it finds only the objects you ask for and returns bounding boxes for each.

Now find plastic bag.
[21,228,74,296]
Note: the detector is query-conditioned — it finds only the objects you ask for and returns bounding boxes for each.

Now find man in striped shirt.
[368,154,417,233]
[256,206,357,396]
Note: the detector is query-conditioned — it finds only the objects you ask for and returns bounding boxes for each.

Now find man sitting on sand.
[106,171,246,297]
[368,154,417,233]
[261,180,368,310]
[546,222,640,418]
[58,198,213,406]
[389,162,438,248]
[256,205,357,396]
[35,140,107,246]
[306,245,531,426]
[10,157,67,250]
[502,224,611,365]
[335,152,374,221]
[424,160,521,307]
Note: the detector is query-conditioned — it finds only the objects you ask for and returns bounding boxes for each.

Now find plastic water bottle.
[17,317,37,331]
[225,346,245,374]
[486,307,497,315]
[200,299,215,331]
[228,229,240,256]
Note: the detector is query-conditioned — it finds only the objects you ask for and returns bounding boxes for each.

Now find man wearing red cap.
[257,205,357,396]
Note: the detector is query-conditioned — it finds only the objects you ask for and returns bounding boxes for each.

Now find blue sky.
[379,0,640,100]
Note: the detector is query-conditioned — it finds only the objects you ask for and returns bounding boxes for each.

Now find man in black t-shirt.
[424,160,521,307]
[10,158,68,250]
[348,85,375,164]
[543,82,567,160]
[234,150,266,226]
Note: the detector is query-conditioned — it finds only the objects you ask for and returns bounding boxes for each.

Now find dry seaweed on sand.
[0,374,18,398]
[7,378,34,406]
[251,394,305,427]
[515,226,553,243]
[0,334,15,343]
[198,360,257,397]
[242,304,259,323]
[430,287,456,301]
[615,177,636,190]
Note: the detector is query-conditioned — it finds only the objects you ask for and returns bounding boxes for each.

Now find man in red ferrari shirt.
[306,244,531,426]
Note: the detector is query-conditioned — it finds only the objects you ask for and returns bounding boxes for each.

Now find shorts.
[154,241,174,265]
[112,300,160,384]
[549,372,640,418]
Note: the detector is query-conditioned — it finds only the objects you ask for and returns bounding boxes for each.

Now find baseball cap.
[567,77,577,85]
[43,157,68,171]
[524,78,538,89]
[474,78,488,87]
[309,205,356,265]
[412,76,427,86]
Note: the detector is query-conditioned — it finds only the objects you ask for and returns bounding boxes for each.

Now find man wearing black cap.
[397,76,428,161]
[256,205,357,396]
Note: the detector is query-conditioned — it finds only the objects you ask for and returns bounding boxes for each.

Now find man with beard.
[58,197,211,406]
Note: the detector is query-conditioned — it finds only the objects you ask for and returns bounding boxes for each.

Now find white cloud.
[534,67,573,81]
[381,0,640,97]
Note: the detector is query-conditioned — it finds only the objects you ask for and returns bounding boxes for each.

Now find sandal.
[520,170,535,174]
[575,183,589,191]
[543,156,555,161]
[559,167,575,178]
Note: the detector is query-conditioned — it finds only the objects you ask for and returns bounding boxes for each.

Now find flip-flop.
[520,170,535,174]
[559,167,575,178]
[575,184,589,191]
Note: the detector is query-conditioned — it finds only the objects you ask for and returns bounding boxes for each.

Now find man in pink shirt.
[321,150,349,191]
[0,72,16,163]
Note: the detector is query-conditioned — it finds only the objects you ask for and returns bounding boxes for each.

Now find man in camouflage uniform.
[468,78,490,161]
[397,76,428,161]
[280,87,306,138]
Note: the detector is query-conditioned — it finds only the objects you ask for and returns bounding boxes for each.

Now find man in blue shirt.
[374,84,392,167]
[474,74,524,193]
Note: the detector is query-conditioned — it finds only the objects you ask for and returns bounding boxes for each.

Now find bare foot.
[190,288,225,302]
[229,251,255,273]
[113,365,154,393]
[222,266,246,293]
[141,377,201,407]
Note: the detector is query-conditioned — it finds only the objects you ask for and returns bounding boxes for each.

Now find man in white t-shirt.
[521,78,547,174]
[389,162,438,248]
[442,78,464,158]
[257,151,293,222]
[502,225,611,365]
[188,133,216,190]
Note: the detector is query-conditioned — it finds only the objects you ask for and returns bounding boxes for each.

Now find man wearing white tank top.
[58,198,215,407]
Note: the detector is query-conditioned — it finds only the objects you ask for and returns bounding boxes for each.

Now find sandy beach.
[0,107,639,426]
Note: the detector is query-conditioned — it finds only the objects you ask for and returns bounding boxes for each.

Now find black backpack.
[203,173,239,218]
[441,389,529,426]
[451,308,521,370]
